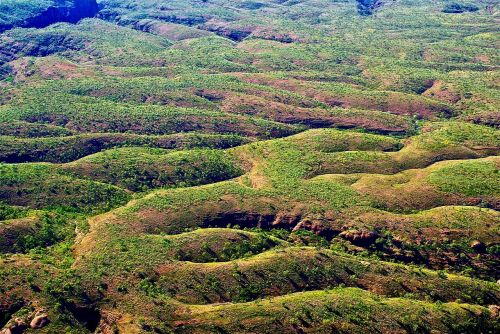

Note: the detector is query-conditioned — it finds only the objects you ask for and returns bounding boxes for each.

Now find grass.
[0,132,249,163]
[0,0,498,332]
[350,156,500,212]
[0,163,130,213]
[0,121,73,137]
[428,159,499,196]
[64,147,244,191]
[0,90,302,139]
[158,228,285,262]
[156,246,499,305]
[0,203,31,221]
[180,287,497,334]
[0,213,74,253]
[0,1,57,29]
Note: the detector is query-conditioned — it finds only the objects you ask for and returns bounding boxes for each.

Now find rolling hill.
[0,1,499,333]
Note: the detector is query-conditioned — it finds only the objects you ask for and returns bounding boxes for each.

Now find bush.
[442,3,479,13]
[357,0,378,16]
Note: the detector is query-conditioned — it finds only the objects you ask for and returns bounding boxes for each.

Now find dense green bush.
[356,0,379,16]
[442,3,480,13]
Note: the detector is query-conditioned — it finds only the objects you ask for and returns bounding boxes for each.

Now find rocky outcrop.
[199,19,254,42]
[29,312,49,329]
[293,218,339,240]
[0,217,39,253]
[0,308,49,334]
[488,305,499,319]
[442,3,479,14]
[0,318,27,334]
[339,229,380,246]
[0,0,98,33]
[0,29,86,75]
[133,20,212,41]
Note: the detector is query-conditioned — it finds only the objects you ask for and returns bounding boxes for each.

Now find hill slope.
[0,0,499,333]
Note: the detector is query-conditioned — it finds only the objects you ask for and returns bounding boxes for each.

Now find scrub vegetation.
[0,0,499,333]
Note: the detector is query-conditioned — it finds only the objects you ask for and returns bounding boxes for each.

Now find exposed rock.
[202,211,276,229]
[421,80,461,104]
[201,210,305,231]
[442,3,479,14]
[339,230,379,247]
[155,15,206,26]
[252,28,301,43]
[272,212,302,229]
[29,312,49,329]
[488,305,499,319]
[293,218,338,240]
[466,111,500,128]
[0,31,86,69]
[199,20,254,42]
[470,240,487,253]
[0,217,39,253]
[64,304,101,332]
[391,236,403,247]
[96,310,121,334]
[132,19,212,41]
[1,318,27,334]
[194,89,226,102]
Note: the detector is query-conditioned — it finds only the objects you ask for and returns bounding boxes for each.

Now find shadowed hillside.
[0,0,98,32]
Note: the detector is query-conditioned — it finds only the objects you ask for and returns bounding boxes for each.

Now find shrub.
[442,3,479,13]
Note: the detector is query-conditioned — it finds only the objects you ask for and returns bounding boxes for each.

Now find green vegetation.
[356,0,382,16]
[64,147,244,191]
[0,0,498,333]
[178,288,497,334]
[443,3,480,13]
[428,159,499,196]
[0,132,249,163]
[156,246,499,305]
[0,213,72,253]
[0,203,30,221]
[0,163,130,212]
[0,1,70,31]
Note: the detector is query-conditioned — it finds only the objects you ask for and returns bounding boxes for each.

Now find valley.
[0,1,499,333]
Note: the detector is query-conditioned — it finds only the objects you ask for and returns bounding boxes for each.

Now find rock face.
[488,305,499,319]
[0,0,98,33]
[29,312,49,329]
[293,218,338,240]
[0,318,27,334]
[339,230,379,247]
[199,20,254,42]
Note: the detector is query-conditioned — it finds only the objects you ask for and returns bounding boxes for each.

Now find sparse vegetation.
[0,0,498,333]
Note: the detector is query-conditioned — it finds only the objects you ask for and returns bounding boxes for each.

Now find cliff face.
[0,0,98,33]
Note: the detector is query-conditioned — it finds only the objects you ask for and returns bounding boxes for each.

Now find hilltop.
[0,1,499,333]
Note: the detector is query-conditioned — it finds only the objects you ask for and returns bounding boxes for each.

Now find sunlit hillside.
[0,1,499,333]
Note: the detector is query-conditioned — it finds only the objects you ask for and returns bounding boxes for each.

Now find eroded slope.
[0,0,499,333]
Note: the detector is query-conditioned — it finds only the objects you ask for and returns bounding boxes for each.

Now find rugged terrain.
[0,0,499,333]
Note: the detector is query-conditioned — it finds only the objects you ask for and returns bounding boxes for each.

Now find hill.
[0,1,499,333]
